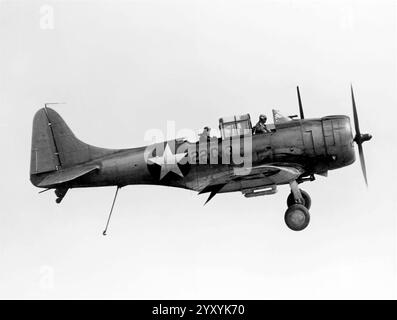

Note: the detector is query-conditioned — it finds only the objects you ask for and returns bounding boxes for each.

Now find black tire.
[287,189,311,210]
[284,204,310,231]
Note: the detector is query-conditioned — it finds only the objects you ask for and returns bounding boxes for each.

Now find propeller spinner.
[350,85,372,186]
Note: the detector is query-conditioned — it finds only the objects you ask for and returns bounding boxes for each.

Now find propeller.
[350,85,372,186]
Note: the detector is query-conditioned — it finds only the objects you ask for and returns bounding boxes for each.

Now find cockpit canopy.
[218,110,293,139]
[218,114,252,139]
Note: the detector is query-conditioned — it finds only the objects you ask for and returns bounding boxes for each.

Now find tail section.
[30,107,119,187]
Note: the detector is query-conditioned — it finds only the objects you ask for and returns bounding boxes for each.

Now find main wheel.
[287,189,311,210]
[284,204,310,231]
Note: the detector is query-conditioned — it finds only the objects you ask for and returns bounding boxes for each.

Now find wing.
[199,164,304,204]
[231,164,303,185]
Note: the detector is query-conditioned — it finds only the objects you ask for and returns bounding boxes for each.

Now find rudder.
[30,108,61,175]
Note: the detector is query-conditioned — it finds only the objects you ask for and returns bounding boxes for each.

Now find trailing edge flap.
[38,164,100,187]
[198,183,226,205]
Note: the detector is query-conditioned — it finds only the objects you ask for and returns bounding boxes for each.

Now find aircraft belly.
[183,165,199,190]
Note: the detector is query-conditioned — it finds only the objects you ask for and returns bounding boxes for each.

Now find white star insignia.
[148,143,187,180]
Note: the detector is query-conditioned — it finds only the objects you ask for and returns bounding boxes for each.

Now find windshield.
[272,109,293,124]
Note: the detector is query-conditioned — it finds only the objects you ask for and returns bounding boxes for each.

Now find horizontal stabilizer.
[38,164,99,187]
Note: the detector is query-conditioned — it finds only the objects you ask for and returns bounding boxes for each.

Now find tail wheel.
[284,204,310,231]
[287,189,311,210]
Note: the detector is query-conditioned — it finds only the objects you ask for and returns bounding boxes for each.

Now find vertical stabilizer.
[30,107,120,187]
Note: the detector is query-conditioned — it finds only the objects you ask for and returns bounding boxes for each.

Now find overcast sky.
[0,0,396,299]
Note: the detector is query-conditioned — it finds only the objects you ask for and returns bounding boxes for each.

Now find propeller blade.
[350,84,361,136]
[357,143,368,186]
[350,85,371,186]
[297,86,304,119]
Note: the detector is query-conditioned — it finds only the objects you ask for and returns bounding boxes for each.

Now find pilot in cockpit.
[253,114,270,134]
[199,126,211,142]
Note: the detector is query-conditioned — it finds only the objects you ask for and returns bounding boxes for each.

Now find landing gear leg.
[289,181,303,204]
[284,181,311,231]
[287,182,311,209]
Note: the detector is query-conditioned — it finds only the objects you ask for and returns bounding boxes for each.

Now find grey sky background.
[0,0,396,299]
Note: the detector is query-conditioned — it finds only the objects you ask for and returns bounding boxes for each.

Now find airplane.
[30,86,372,233]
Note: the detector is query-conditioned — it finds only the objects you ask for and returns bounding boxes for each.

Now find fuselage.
[68,115,356,193]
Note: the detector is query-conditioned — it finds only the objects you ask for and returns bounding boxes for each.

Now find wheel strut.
[289,181,304,205]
